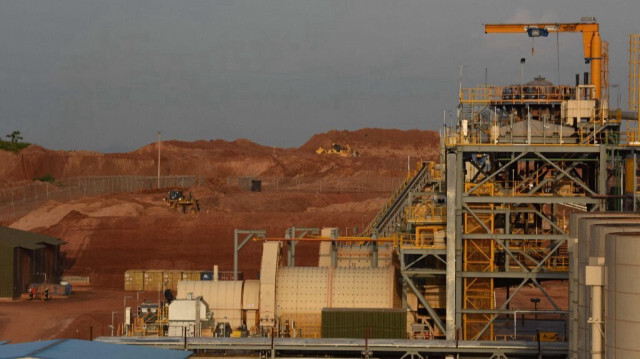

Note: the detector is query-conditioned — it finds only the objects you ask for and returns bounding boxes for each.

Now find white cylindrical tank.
[605,233,640,359]
[575,215,640,359]
[177,280,244,328]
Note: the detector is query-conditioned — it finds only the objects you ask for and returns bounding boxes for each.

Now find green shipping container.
[321,308,406,339]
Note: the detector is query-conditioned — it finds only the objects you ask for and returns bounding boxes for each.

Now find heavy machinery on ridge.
[164,190,200,214]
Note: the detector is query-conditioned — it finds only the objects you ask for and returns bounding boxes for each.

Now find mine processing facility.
[99,20,640,358]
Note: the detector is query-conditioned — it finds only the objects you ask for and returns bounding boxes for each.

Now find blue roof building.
[0,339,192,359]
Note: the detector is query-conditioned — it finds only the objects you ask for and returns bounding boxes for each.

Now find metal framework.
[233,229,266,280]
[630,34,640,113]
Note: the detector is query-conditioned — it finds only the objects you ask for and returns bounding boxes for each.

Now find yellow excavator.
[164,190,200,214]
[315,143,359,157]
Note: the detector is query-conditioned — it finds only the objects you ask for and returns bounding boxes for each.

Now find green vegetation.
[33,174,55,183]
[0,130,30,152]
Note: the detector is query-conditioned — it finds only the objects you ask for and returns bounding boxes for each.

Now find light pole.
[531,297,540,320]
[520,58,526,90]
[157,131,161,189]
[110,311,119,336]
[459,65,468,101]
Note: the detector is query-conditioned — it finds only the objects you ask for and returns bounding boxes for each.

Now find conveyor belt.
[363,164,431,237]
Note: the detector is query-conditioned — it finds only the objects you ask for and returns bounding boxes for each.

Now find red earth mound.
[0,128,439,182]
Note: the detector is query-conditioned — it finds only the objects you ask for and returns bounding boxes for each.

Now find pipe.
[591,284,603,359]
[590,31,602,100]
[609,109,639,120]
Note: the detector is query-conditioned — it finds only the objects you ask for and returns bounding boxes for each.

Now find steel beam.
[446,152,457,340]
[403,272,446,334]
[234,229,266,280]
[460,272,568,279]
[462,196,601,204]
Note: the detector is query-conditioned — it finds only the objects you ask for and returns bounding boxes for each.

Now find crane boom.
[484,22,602,100]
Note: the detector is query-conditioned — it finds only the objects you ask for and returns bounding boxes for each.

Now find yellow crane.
[485,20,603,100]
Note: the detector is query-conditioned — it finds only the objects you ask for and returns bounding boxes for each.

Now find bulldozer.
[315,143,359,157]
[164,190,200,214]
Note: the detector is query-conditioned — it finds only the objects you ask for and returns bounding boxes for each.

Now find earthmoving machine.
[164,190,200,214]
[315,143,359,157]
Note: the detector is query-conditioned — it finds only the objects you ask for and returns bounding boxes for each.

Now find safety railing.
[460,85,577,105]
[393,232,446,249]
[405,204,446,223]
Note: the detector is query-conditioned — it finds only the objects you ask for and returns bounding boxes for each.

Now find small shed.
[0,226,64,299]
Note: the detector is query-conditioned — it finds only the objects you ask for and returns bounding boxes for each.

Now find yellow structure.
[485,21,603,99]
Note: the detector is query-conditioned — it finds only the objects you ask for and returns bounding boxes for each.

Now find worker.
[42,286,49,301]
[28,286,36,300]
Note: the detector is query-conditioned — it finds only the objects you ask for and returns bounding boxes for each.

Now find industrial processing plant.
[88,20,640,359]
[2,10,640,359]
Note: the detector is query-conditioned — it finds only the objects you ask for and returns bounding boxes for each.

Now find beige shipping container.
[124,270,145,291]
[181,271,201,281]
[144,270,164,291]
[163,270,182,292]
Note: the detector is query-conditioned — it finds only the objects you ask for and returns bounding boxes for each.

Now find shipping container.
[163,270,182,292]
[321,308,406,339]
[124,270,145,291]
[143,270,164,291]
[181,271,201,281]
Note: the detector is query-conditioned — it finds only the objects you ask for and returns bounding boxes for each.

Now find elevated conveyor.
[363,163,431,237]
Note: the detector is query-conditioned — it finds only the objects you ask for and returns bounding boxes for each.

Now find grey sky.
[0,0,638,152]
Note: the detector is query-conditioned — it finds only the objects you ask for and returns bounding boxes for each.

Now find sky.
[0,0,638,152]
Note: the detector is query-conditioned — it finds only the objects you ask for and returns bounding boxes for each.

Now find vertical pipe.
[331,241,337,268]
[233,230,239,281]
[591,32,602,100]
[286,228,293,267]
[455,151,464,336]
[591,284,602,359]
[372,241,378,268]
[599,146,607,210]
[213,265,219,282]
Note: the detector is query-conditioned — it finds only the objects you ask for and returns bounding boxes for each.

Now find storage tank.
[582,221,640,358]
[571,213,640,359]
[177,280,244,328]
[605,232,640,359]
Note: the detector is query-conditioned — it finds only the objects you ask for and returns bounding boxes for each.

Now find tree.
[6,130,23,144]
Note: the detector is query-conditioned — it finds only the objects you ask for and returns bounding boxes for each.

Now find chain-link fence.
[231,176,406,193]
[0,174,404,222]
[0,176,202,221]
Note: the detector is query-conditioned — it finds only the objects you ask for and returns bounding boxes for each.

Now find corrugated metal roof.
[0,339,192,359]
[0,226,64,250]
